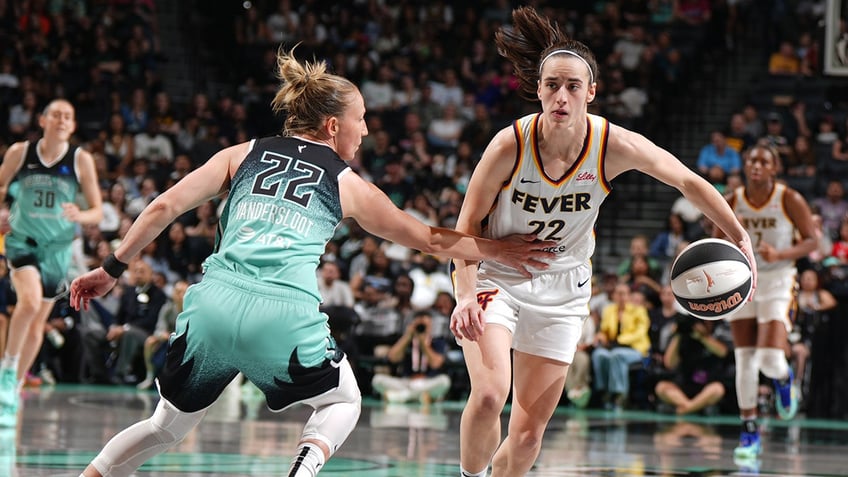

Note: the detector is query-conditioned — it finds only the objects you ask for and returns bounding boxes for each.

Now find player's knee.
[469,385,509,415]
[150,398,206,444]
[511,426,544,455]
[13,296,40,318]
[754,348,788,379]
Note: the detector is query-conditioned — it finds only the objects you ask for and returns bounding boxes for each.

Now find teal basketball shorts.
[158,268,344,413]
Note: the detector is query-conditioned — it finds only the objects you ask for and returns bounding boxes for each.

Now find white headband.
[539,49,594,84]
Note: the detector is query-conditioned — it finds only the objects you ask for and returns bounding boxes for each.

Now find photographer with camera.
[654,317,733,415]
[371,310,451,404]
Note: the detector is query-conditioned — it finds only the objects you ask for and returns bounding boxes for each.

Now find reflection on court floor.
[5,385,848,476]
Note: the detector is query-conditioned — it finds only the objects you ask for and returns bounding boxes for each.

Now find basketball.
[669,238,753,320]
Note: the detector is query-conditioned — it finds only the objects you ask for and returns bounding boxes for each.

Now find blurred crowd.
[0,0,847,419]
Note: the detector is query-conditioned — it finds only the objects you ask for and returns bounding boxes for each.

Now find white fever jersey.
[479,113,612,278]
[731,183,795,273]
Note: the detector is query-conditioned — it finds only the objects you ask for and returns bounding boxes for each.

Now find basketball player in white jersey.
[450,7,756,477]
[718,143,817,460]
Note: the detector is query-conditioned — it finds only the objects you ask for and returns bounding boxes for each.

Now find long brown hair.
[494,6,598,102]
[270,46,358,136]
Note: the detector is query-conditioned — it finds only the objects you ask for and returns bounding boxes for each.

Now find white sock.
[287,444,325,477]
[1,355,19,371]
[460,466,488,477]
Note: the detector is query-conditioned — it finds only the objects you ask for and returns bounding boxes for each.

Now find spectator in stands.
[814,115,838,146]
[121,87,149,135]
[409,253,453,311]
[150,91,181,139]
[371,310,451,404]
[80,258,166,385]
[831,116,848,162]
[126,176,159,219]
[768,40,801,75]
[649,212,687,267]
[430,68,464,108]
[426,103,465,150]
[785,100,812,143]
[592,283,651,410]
[811,180,848,241]
[785,134,817,178]
[353,277,402,359]
[624,254,662,309]
[726,113,757,153]
[671,194,705,240]
[133,120,174,178]
[617,234,663,280]
[742,104,764,139]
[648,285,685,365]
[760,112,792,158]
[136,279,188,390]
[361,63,395,116]
[697,130,741,177]
[7,90,38,140]
[831,218,848,264]
[317,260,354,308]
[392,75,421,111]
[102,113,135,179]
[654,318,731,415]
[791,268,837,403]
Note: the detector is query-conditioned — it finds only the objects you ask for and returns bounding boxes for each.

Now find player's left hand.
[62,202,82,222]
[737,235,758,300]
[70,268,118,311]
[493,234,556,278]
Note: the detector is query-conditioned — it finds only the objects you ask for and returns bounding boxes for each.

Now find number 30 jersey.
[9,140,81,246]
[479,113,612,278]
[207,136,351,300]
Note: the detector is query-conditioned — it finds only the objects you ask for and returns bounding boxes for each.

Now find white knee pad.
[755,347,790,380]
[734,347,759,411]
[92,398,207,477]
[300,358,362,456]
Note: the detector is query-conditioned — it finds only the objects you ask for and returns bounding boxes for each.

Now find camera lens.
[415,323,426,333]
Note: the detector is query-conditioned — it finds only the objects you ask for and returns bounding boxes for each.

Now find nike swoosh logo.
[519,178,539,184]
[577,277,590,287]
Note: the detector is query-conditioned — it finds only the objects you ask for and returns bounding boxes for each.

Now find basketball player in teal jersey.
[69,49,554,477]
[450,7,757,477]
[0,99,103,428]
[717,144,817,460]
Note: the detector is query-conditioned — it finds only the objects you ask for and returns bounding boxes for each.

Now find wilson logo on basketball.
[687,291,744,313]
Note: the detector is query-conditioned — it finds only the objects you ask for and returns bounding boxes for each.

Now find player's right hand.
[70,268,118,311]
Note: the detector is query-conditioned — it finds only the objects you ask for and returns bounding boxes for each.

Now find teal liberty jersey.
[9,141,80,245]
[205,136,350,301]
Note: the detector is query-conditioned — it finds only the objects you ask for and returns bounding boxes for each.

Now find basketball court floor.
[3,383,848,476]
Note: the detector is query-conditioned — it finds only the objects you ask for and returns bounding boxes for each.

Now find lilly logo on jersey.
[575,171,596,183]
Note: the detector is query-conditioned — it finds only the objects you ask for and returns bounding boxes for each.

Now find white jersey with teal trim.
[732,183,796,274]
[479,113,612,279]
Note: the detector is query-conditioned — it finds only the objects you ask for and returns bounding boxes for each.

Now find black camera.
[415,323,427,334]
